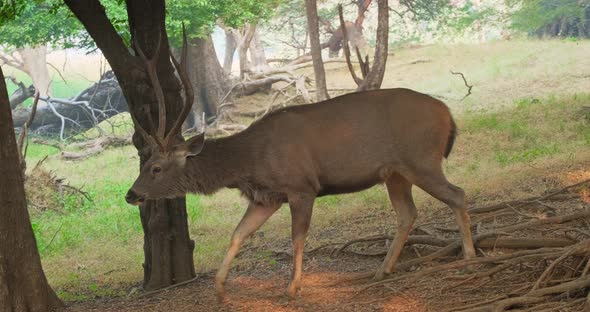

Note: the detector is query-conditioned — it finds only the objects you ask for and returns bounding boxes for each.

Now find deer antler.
[130,25,194,150]
[164,24,194,147]
[133,30,166,148]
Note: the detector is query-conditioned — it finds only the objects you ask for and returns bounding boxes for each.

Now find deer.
[125,29,477,301]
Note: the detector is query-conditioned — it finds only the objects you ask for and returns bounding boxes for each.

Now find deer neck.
[183,135,250,195]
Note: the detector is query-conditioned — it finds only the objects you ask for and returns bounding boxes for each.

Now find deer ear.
[183,133,205,157]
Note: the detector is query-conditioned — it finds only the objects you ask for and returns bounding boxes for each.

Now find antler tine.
[164,23,195,146]
[134,30,167,145]
[128,108,160,148]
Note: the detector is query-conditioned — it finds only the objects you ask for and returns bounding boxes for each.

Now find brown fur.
[126,87,476,299]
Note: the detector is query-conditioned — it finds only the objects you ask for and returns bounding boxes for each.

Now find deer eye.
[152,166,162,175]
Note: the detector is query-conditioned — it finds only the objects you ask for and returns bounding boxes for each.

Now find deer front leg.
[286,193,314,297]
[215,201,280,302]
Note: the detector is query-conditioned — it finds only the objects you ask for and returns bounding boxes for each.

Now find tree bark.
[357,0,388,91]
[0,66,63,312]
[19,46,52,97]
[238,23,256,78]
[0,46,52,97]
[305,0,329,101]
[187,35,230,128]
[65,0,196,290]
[223,28,237,74]
[249,28,268,72]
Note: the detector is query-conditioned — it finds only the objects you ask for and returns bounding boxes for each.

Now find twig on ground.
[450,71,473,101]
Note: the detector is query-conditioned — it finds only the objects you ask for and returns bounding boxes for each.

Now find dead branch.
[334,235,575,258]
[392,211,590,273]
[469,179,590,214]
[450,71,473,101]
[17,91,40,175]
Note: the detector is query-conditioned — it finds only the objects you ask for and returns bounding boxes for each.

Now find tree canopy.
[0,0,281,51]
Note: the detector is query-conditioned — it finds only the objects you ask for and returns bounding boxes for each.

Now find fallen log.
[12,71,127,139]
[60,136,131,161]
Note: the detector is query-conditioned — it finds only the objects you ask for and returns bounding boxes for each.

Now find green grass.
[460,94,589,167]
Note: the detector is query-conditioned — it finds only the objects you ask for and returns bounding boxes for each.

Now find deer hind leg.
[374,173,417,280]
[286,193,315,297]
[215,201,280,302]
[414,169,476,260]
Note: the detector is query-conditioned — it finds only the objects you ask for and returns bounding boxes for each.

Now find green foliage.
[166,0,281,46]
[509,0,590,35]
[0,1,81,48]
[0,0,27,22]
[1,0,282,51]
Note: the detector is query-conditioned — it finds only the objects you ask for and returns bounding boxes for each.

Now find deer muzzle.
[125,189,145,205]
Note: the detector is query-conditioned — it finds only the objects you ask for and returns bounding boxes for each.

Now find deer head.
[125,25,201,205]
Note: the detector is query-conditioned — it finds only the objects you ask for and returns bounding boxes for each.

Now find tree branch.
[64,0,136,76]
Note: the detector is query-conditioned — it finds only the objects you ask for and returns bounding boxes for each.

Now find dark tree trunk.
[187,35,230,128]
[0,66,63,311]
[358,0,388,91]
[223,29,237,74]
[305,0,329,101]
[65,0,196,290]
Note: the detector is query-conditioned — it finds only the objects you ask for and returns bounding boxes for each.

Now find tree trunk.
[0,66,63,312]
[238,23,256,78]
[325,22,368,58]
[249,28,268,72]
[357,0,388,91]
[223,29,237,74]
[305,0,329,101]
[65,0,196,291]
[19,45,52,97]
[187,35,230,128]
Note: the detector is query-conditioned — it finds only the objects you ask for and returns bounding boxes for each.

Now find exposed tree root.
[329,181,590,312]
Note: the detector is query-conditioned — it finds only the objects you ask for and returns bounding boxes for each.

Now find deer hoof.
[215,283,226,303]
[286,283,300,298]
[373,270,387,281]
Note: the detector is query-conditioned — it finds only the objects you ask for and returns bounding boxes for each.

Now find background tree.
[0,65,63,311]
[305,0,329,101]
[338,0,389,91]
[216,0,279,77]
[0,1,80,97]
[509,0,590,38]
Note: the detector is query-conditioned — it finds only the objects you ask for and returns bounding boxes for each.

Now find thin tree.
[339,0,389,91]
[0,65,63,311]
[305,0,330,101]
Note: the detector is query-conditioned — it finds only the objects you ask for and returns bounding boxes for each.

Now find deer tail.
[444,117,457,159]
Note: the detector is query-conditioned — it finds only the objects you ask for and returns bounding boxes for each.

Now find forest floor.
[65,172,590,312]
[19,39,590,311]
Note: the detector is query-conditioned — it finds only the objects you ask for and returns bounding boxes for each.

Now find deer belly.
[316,164,395,196]
[317,177,382,196]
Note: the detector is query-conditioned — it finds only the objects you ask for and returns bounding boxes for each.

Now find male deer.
[125,30,476,301]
